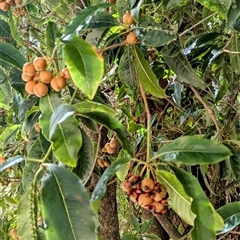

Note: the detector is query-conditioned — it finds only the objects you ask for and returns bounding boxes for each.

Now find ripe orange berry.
[138,193,152,206]
[126,32,138,45]
[25,81,37,94]
[61,67,71,80]
[123,11,134,26]
[0,2,10,11]
[121,180,131,193]
[15,0,23,4]
[141,178,154,192]
[107,147,115,154]
[109,138,117,148]
[39,70,53,84]
[22,63,36,77]
[50,76,67,92]
[21,73,33,82]
[150,201,164,213]
[129,194,138,203]
[6,0,14,4]
[33,82,48,97]
[153,192,163,202]
[33,57,47,71]
[33,72,40,82]
[34,122,41,132]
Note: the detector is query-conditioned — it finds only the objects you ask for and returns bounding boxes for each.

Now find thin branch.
[179,13,217,37]
[83,126,103,186]
[99,42,128,53]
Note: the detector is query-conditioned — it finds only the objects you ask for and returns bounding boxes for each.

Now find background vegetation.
[0,0,240,239]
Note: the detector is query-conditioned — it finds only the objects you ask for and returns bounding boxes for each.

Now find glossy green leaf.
[196,0,231,19]
[217,202,240,234]
[45,21,59,55]
[18,181,38,240]
[72,129,94,181]
[41,164,97,240]
[63,3,117,37]
[91,156,131,202]
[0,42,26,70]
[153,136,232,165]
[40,94,82,167]
[0,19,13,44]
[227,144,240,180]
[171,167,216,240]
[116,150,131,181]
[140,218,153,234]
[130,0,144,22]
[133,16,176,47]
[116,0,129,19]
[157,170,195,225]
[133,46,166,98]
[229,2,240,28]
[118,47,138,100]
[162,42,204,88]
[62,34,104,99]
[0,68,12,105]
[0,155,24,173]
[0,124,20,148]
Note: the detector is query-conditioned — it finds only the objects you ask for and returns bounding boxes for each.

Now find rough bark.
[142,209,169,240]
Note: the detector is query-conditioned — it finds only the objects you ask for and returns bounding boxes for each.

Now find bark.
[142,209,169,240]
[98,181,121,240]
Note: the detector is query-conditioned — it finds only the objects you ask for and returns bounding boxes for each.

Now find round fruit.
[138,193,152,206]
[22,63,36,77]
[101,147,107,153]
[150,201,164,213]
[107,147,115,154]
[6,0,14,4]
[153,192,163,202]
[33,82,48,97]
[34,122,40,132]
[33,72,40,82]
[50,76,66,92]
[61,67,71,80]
[0,157,5,163]
[126,32,138,45]
[123,11,134,26]
[121,180,131,193]
[103,161,110,167]
[141,178,154,192]
[21,73,33,82]
[97,158,105,168]
[0,2,10,11]
[109,138,117,148]
[15,0,23,4]
[33,57,47,71]
[129,194,138,203]
[128,174,141,188]
[25,81,37,94]
[39,70,53,84]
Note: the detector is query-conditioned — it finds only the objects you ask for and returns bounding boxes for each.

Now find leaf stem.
[139,81,151,162]
[99,42,128,53]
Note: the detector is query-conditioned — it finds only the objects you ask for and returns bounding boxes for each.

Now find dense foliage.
[1,0,240,240]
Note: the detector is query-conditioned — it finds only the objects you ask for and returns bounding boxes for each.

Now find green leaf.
[0,42,26,70]
[217,202,240,234]
[162,0,184,9]
[0,155,24,173]
[153,136,232,165]
[118,47,138,100]
[40,94,82,167]
[130,214,140,233]
[63,3,117,37]
[121,234,138,240]
[116,0,129,19]
[62,34,104,99]
[91,156,131,202]
[0,68,12,105]
[133,16,176,47]
[162,41,205,88]
[228,2,240,28]
[72,129,94,181]
[41,164,97,240]
[130,0,144,22]
[140,218,153,234]
[143,234,161,240]
[133,46,166,98]
[157,170,195,226]
[18,181,38,240]
[227,144,240,180]
[0,124,20,148]
[116,150,131,181]
[0,19,14,44]
[229,34,240,74]
[45,21,59,55]
[196,0,231,19]
[171,167,216,240]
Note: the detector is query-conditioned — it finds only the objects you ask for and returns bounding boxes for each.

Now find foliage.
[1,0,240,240]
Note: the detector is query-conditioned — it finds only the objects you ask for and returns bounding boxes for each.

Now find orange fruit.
[34,122,40,132]
[21,73,33,82]
[39,70,53,84]
[126,32,138,44]
[33,57,47,71]
[33,82,48,97]
[22,63,36,77]
[25,81,37,94]
[123,11,134,26]
[50,76,66,92]
[61,67,71,80]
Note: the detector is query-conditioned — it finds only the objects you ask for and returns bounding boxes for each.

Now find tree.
[1,0,240,240]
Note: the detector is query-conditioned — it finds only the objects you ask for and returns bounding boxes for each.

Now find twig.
[190,86,220,134]
[179,13,217,37]
[223,49,240,54]
[83,126,103,186]
[99,42,128,53]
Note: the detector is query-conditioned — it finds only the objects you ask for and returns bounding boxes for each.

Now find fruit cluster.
[13,5,26,17]
[102,137,117,155]
[22,57,71,97]
[121,174,168,215]
[97,158,110,168]
[0,0,22,12]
